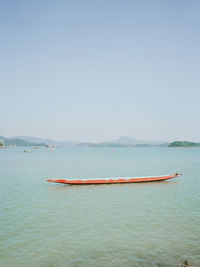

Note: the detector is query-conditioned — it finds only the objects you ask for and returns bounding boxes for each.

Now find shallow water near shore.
[0,147,200,266]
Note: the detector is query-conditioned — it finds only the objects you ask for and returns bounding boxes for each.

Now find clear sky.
[0,0,199,142]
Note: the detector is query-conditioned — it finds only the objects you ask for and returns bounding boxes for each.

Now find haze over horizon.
[1,0,199,142]
[1,134,199,144]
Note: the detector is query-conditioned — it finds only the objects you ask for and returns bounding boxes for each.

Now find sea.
[0,146,199,267]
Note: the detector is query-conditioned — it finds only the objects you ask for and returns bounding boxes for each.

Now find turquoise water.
[0,147,200,266]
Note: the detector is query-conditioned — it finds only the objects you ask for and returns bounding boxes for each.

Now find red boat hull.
[47,173,181,185]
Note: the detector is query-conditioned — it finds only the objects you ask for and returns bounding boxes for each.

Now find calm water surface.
[0,147,200,266]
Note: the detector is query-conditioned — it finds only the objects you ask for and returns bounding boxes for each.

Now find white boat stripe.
[55,175,171,181]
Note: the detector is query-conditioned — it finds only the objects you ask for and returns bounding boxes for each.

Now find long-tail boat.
[47,173,181,185]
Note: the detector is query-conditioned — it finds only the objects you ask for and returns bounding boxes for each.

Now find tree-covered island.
[168,141,200,147]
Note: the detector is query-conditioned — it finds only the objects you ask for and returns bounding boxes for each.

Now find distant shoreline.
[0,135,199,148]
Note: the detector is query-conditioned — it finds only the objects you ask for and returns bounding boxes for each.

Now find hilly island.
[168,141,200,147]
[0,136,46,147]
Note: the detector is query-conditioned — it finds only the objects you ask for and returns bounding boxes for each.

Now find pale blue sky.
[0,0,199,142]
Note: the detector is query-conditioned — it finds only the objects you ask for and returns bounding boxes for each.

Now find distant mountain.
[105,136,166,145]
[0,135,46,147]
[0,134,170,147]
[78,136,169,147]
[15,136,76,147]
[16,136,59,146]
